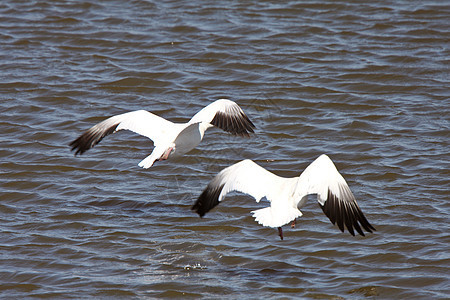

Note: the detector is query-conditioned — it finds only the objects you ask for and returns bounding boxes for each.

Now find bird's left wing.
[69,110,174,155]
[294,154,376,236]
[188,99,255,136]
[192,160,281,217]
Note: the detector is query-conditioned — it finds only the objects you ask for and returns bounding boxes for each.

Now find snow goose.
[70,99,255,168]
[192,154,375,240]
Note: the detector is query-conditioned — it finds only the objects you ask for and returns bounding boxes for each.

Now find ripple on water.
[0,0,449,298]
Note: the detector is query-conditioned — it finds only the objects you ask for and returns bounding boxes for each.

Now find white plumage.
[192,154,375,239]
[70,99,255,168]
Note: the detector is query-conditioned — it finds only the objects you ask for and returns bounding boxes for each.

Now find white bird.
[192,154,375,240]
[70,99,255,168]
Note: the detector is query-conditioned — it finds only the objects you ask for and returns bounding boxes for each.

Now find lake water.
[0,0,449,298]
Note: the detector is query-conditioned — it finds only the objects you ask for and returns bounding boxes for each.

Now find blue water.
[0,0,449,298]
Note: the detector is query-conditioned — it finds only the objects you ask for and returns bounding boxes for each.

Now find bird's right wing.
[192,160,282,217]
[188,99,255,136]
[294,154,375,236]
[69,110,174,155]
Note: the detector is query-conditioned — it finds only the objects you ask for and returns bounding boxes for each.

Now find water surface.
[0,0,449,298]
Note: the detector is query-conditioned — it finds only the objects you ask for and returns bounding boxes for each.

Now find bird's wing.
[69,110,174,155]
[294,154,375,236]
[192,160,283,217]
[188,99,255,136]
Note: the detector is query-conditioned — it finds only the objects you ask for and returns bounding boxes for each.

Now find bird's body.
[70,99,255,168]
[192,154,375,239]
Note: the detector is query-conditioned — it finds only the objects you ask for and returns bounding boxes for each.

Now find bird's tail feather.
[251,206,302,228]
[138,146,169,169]
[138,155,157,169]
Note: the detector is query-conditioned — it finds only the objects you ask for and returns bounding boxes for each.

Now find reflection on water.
[0,0,449,298]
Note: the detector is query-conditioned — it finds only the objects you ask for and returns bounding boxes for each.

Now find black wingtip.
[69,137,85,156]
[320,189,375,237]
[69,123,119,156]
[69,137,86,156]
[211,111,256,137]
[192,184,224,217]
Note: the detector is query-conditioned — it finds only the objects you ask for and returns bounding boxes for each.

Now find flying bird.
[192,154,375,240]
[69,99,255,168]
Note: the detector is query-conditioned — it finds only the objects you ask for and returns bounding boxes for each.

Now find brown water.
[1,0,449,298]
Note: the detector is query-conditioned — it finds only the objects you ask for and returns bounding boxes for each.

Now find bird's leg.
[291,218,296,228]
[278,227,283,240]
[159,147,173,160]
